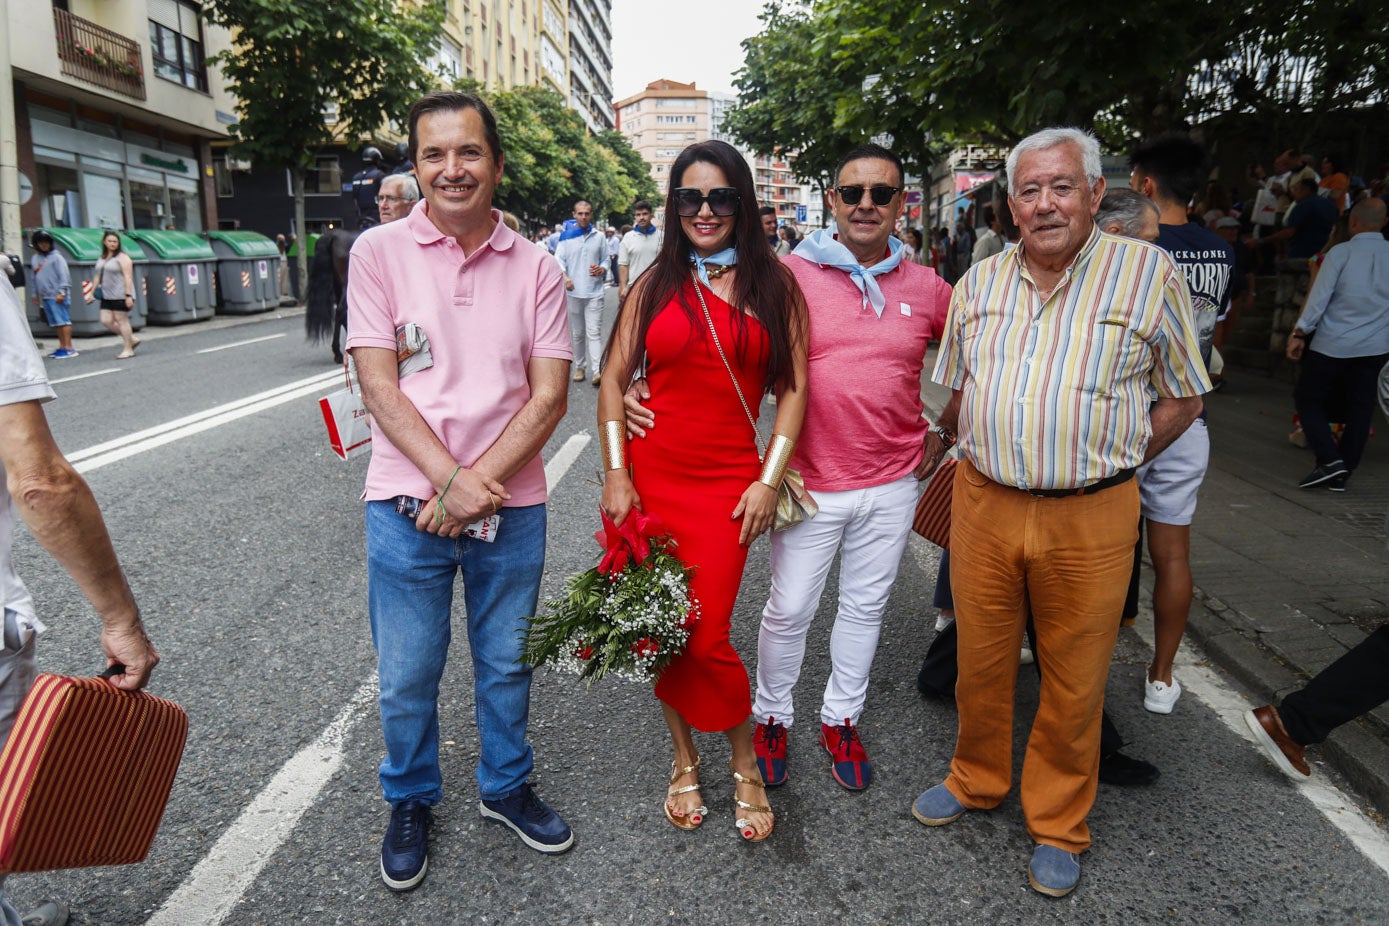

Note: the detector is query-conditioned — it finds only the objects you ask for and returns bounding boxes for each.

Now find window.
[299,155,341,196]
[149,0,208,91]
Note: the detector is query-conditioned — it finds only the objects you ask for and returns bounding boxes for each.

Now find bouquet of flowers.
[524,508,698,686]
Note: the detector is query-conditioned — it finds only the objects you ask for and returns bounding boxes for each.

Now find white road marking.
[142,679,379,926]
[195,333,287,354]
[48,367,123,385]
[544,431,591,488]
[1132,622,1389,877]
[144,436,590,925]
[69,370,341,473]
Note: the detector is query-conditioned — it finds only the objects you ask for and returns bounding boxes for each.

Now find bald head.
[1349,198,1387,234]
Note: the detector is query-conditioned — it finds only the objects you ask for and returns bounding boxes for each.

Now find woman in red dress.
[598,140,808,841]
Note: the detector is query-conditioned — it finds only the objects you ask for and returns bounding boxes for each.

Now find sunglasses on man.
[673,187,740,217]
[836,185,902,207]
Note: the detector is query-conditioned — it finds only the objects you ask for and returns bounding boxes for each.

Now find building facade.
[2,0,237,251]
[566,0,612,131]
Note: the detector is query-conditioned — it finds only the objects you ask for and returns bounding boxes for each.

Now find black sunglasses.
[836,185,902,206]
[673,187,740,217]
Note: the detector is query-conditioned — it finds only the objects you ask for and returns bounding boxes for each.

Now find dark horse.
[304,227,359,364]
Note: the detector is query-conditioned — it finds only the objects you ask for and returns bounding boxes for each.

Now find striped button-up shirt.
[933,226,1210,491]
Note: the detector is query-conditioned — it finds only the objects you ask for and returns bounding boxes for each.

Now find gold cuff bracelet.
[759,434,795,489]
[601,420,627,472]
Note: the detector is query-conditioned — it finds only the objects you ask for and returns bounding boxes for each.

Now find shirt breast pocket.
[1078,323,1141,397]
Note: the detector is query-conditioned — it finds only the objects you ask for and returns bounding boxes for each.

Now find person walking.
[346,91,575,892]
[93,231,140,359]
[617,200,662,304]
[0,260,162,926]
[599,139,808,842]
[911,128,1208,898]
[28,231,76,359]
[555,201,608,385]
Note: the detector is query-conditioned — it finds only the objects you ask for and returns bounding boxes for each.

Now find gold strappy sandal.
[732,764,774,842]
[663,757,707,830]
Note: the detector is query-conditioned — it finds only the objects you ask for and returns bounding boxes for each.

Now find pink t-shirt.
[785,253,952,492]
[346,205,571,506]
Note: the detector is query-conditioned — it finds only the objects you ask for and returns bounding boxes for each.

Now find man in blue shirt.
[1262,178,1338,260]
[1286,198,1389,490]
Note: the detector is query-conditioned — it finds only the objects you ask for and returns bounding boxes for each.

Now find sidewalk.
[920,353,1389,814]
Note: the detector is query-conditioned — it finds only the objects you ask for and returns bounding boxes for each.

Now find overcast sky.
[610,0,767,101]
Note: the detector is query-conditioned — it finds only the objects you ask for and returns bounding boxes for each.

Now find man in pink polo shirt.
[625,143,951,791]
[346,91,574,892]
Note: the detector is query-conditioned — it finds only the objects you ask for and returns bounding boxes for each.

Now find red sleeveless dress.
[629,282,768,732]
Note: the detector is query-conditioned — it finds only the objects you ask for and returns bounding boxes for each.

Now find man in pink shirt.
[346,91,574,892]
[626,144,951,791]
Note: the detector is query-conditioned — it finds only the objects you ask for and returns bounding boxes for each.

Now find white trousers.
[753,474,918,728]
[566,293,606,374]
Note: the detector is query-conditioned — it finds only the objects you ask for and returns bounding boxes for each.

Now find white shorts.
[1137,417,1209,526]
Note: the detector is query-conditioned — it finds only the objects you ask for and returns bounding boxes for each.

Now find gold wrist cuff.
[601,420,627,472]
[759,434,795,489]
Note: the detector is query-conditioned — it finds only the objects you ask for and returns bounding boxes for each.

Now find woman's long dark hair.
[100,231,124,259]
[604,139,801,393]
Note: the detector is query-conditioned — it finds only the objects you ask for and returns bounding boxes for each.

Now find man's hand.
[101,623,159,691]
[589,264,606,278]
[1285,331,1305,361]
[914,431,949,480]
[623,377,655,438]
[414,467,507,535]
[54,292,65,303]
[618,285,629,303]
[564,278,574,292]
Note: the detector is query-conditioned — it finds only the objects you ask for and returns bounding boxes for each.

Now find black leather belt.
[1025,468,1135,498]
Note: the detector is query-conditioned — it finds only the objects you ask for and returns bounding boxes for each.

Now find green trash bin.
[285,234,320,302]
[205,231,282,314]
[24,228,149,337]
[124,230,216,324]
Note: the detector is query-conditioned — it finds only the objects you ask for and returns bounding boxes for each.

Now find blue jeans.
[365,501,546,806]
[40,297,70,327]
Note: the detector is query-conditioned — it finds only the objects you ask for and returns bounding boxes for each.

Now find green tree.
[204,0,444,283]
[595,131,660,227]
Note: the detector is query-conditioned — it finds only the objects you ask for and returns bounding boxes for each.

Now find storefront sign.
[140,153,190,174]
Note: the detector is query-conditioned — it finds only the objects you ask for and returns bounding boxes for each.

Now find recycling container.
[123,230,216,324]
[205,231,282,314]
[24,228,149,337]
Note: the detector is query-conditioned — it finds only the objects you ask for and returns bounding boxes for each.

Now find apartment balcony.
[53,8,146,101]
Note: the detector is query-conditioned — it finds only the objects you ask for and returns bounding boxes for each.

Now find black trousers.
[1280,625,1389,745]
[1293,349,1389,471]
[918,550,1125,756]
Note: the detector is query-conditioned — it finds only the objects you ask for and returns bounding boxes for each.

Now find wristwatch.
[930,424,957,450]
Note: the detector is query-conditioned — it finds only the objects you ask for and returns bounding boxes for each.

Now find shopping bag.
[1252,188,1278,227]
[318,363,371,460]
[912,457,957,549]
[0,670,188,873]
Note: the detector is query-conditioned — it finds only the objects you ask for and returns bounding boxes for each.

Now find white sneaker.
[935,613,955,632]
[1019,647,1035,665]
[1144,673,1182,714]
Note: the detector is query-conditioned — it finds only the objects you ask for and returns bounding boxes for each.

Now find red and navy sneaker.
[820,718,873,790]
[753,717,789,787]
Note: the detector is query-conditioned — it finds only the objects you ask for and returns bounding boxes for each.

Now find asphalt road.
[7,303,1389,924]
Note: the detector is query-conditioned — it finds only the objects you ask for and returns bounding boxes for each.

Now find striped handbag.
[0,670,187,873]
[912,457,957,549]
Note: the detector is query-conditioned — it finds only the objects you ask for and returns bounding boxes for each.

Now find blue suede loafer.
[911,783,967,826]
[1028,844,1081,897]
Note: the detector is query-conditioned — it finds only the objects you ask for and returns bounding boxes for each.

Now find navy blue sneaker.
[1028,844,1081,897]
[480,784,574,854]
[380,800,432,891]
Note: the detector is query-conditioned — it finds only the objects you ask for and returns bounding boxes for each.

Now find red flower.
[573,644,594,660]
[594,507,667,576]
[631,637,660,657]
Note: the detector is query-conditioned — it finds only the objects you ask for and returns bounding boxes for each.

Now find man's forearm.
[472,389,567,485]
[1144,395,1204,462]
[11,464,140,632]
[360,381,460,491]
[935,390,962,433]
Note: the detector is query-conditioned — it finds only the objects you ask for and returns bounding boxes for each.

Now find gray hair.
[1095,188,1158,238]
[1006,127,1103,196]
[381,173,420,203]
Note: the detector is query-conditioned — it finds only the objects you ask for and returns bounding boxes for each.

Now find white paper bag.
[318,384,371,460]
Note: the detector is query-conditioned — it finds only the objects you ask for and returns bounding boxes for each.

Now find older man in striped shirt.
[910,128,1209,898]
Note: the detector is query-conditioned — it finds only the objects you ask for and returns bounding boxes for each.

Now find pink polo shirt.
[785,253,952,492]
[346,205,571,506]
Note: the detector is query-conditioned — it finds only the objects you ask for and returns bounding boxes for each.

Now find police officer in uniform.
[390,141,415,176]
[351,146,388,228]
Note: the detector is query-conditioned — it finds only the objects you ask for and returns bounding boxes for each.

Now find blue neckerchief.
[633,223,657,236]
[690,247,737,288]
[792,227,904,317]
